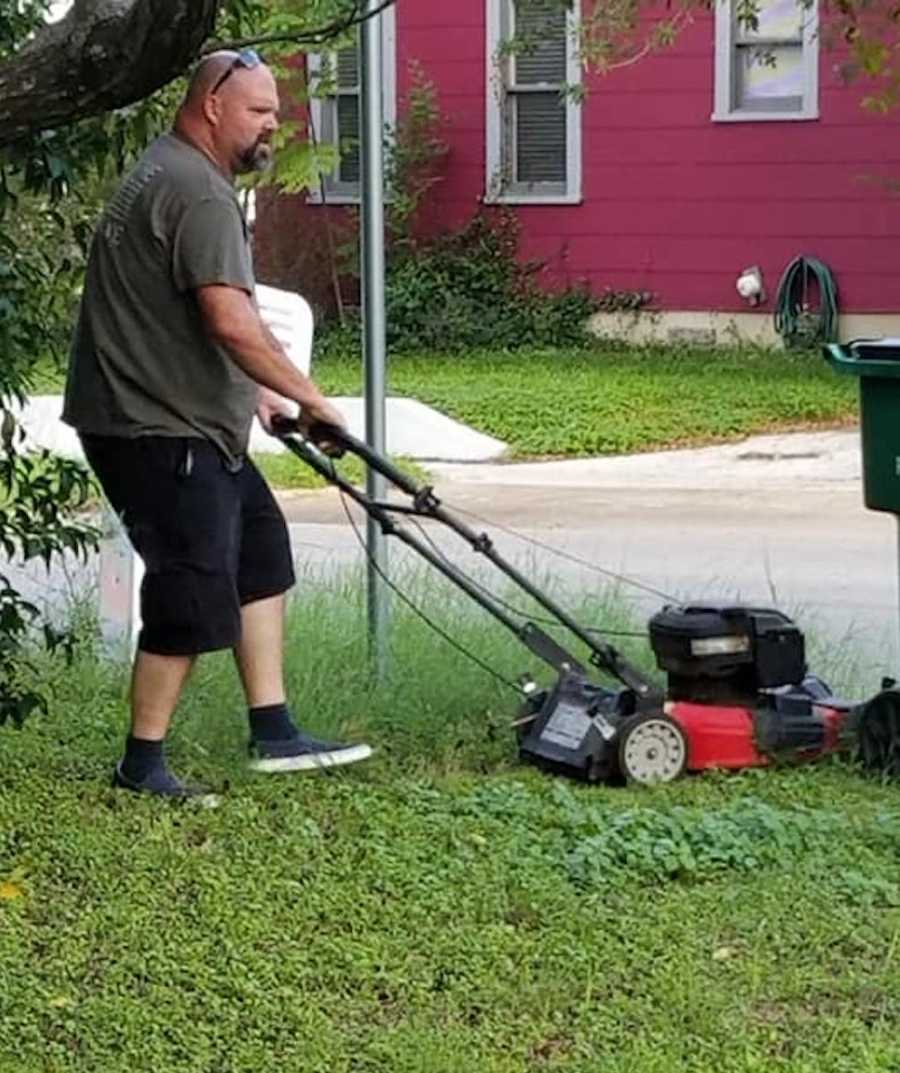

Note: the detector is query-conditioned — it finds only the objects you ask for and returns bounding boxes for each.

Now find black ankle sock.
[249,702,298,742]
[121,735,165,782]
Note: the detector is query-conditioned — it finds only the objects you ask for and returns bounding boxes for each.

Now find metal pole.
[359,0,390,678]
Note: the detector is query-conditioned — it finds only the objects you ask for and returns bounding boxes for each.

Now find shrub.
[384,210,600,351]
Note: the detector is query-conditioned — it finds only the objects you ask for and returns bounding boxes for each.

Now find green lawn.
[1,575,897,1073]
[313,344,857,459]
[30,344,858,463]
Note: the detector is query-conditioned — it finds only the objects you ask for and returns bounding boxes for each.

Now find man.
[63,49,372,797]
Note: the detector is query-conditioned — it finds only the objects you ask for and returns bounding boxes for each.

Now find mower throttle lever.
[270,415,428,498]
[269,413,302,436]
[269,414,349,458]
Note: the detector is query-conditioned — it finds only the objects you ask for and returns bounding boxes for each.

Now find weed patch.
[313,345,856,458]
[1,577,898,1072]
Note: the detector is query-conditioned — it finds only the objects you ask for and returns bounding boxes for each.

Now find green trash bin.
[824,340,900,773]
[823,340,900,513]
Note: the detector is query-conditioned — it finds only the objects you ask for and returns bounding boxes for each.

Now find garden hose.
[773,255,839,349]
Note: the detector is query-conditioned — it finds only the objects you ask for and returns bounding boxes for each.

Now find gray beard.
[237,141,273,175]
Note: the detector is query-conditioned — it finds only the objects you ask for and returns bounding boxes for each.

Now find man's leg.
[131,650,196,739]
[114,650,198,794]
[233,593,286,709]
[235,460,373,773]
[90,437,248,796]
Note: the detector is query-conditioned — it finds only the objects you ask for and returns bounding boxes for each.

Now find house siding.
[255,3,900,315]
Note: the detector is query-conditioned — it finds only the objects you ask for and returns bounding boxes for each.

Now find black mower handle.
[267,414,660,697]
[270,412,346,446]
[268,413,421,496]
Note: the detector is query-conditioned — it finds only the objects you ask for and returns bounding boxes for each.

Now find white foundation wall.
[587,311,900,348]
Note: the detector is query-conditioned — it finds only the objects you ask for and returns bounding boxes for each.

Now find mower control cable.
[338,430,659,696]
[344,497,648,695]
[335,490,525,695]
[272,416,662,702]
[404,512,649,640]
[444,503,678,604]
[274,420,585,682]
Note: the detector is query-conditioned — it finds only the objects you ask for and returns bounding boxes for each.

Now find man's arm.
[195,284,345,432]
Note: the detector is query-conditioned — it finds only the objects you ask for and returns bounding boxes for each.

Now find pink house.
[254,0,900,343]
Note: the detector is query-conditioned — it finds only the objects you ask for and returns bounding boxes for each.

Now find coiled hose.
[773,255,839,348]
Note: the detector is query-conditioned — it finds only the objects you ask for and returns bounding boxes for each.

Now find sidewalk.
[11,396,860,485]
[11,395,508,463]
[426,428,862,490]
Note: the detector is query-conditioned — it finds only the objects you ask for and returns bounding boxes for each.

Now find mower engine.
[641,603,855,781]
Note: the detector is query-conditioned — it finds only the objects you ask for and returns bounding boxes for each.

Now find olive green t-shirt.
[62,132,258,466]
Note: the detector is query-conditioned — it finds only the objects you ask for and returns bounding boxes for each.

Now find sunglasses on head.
[210,49,266,95]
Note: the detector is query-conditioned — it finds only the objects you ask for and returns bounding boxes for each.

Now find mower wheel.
[618,713,688,785]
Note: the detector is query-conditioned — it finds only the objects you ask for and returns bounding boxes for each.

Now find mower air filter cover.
[648,604,805,687]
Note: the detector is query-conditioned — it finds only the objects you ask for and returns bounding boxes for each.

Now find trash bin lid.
[850,338,900,361]
[823,340,900,378]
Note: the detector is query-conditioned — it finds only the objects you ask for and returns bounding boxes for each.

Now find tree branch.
[0,0,402,147]
[0,0,220,146]
[211,0,398,53]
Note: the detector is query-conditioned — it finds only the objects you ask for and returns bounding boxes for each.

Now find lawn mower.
[272,416,899,786]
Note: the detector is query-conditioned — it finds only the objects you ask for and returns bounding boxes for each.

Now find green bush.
[384,210,600,351]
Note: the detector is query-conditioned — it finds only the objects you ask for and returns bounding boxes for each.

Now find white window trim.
[307,5,397,204]
[713,0,819,122]
[485,0,583,205]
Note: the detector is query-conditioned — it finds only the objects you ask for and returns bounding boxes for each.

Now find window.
[486,0,582,203]
[714,0,819,121]
[307,7,396,201]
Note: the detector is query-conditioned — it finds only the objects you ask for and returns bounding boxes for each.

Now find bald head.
[185,52,239,107]
[183,50,272,110]
[175,50,280,179]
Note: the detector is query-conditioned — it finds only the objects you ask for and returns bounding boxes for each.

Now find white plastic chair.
[255,283,313,380]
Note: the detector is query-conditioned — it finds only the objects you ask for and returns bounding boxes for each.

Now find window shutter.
[515,93,566,182]
[509,4,568,184]
[514,8,567,85]
[335,43,360,183]
[336,46,359,89]
[336,95,360,182]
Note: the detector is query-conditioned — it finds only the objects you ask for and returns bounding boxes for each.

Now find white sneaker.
[248,732,373,773]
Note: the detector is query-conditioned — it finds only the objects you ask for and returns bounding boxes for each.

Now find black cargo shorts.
[82,434,295,656]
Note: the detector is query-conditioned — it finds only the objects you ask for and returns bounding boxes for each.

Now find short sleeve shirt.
[62,133,259,466]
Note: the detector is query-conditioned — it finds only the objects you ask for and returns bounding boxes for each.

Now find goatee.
[237,140,273,175]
